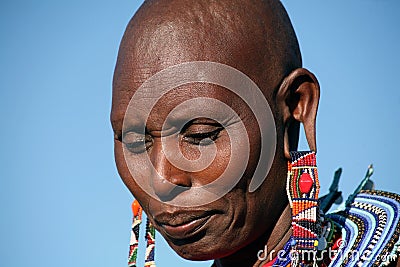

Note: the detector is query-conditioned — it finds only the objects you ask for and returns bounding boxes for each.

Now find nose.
[150,139,192,201]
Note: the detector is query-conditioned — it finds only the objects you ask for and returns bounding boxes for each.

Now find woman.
[111,0,400,266]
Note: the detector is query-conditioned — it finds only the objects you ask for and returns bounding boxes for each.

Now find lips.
[154,210,216,240]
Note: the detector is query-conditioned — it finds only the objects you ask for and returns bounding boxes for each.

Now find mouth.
[154,210,217,240]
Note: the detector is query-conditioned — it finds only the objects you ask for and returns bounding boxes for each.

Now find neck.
[213,204,292,267]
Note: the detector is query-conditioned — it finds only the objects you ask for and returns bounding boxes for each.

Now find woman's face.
[111,0,312,259]
[112,76,288,260]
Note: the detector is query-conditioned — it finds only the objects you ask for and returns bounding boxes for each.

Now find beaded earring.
[128,200,156,267]
[286,151,321,266]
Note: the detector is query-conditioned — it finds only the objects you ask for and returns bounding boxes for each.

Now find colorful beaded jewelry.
[144,217,156,266]
[126,154,400,267]
[128,200,142,267]
[283,152,400,267]
[286,151,321,265]
[327,190,400,267]
[128,200,156,267]
[273,154,400,267]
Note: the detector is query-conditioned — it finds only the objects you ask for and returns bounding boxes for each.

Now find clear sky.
[0,1,399,267]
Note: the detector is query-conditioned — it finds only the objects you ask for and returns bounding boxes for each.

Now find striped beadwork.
[327,190,400,267]
[144,218,156,267]
[129,200,143,267]
[287,151,321,263]
[270,157,400,267]
[128,200,157,267]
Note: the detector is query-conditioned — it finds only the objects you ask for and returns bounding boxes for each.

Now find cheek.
[167,190,262,261]
[114,140,131,186]
[186,135,232,185]
[114,140,150,201]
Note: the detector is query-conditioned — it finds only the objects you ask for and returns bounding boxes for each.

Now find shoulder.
[326,190,400,267]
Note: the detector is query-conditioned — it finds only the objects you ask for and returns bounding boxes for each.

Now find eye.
[123,132,153,154]
[182,124,223,146]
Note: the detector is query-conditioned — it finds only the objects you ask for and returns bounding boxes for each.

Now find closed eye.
[182,128,222,146]
[123,132,153,154]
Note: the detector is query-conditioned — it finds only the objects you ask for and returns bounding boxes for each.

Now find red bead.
[299,172,313,194]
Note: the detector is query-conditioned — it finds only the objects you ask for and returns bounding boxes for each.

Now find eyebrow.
[190,118,222,125]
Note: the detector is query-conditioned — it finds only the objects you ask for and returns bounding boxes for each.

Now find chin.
[166,239,215,261]
[167,236,238,261]
[175,249,214,261]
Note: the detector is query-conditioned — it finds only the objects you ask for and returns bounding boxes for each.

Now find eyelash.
[182,128,222,146]
[123,128,223,154]
[123,135,152,154]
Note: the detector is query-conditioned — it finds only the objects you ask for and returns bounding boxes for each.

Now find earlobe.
[276,68,320,160]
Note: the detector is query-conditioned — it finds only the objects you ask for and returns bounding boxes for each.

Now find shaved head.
[113,0,301,111]
[111,0,320,265]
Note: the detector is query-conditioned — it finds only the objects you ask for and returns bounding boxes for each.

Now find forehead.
[111,2,284,133]
[112,75,250,133]
[111,55,276,137]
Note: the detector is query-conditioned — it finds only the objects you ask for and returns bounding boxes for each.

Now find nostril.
[152,176,191,202]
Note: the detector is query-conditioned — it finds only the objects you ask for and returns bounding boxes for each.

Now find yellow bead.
[314,240,318,247]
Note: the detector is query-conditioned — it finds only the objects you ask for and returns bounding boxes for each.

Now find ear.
[276,68,320,160]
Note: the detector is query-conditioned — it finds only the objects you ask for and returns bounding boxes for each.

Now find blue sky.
[0,1,399,266]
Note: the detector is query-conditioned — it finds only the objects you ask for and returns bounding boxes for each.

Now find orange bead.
[132,200,142,217]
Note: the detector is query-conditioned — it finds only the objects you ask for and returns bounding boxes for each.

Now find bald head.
[114,0,301,102]
[111,1,320,263]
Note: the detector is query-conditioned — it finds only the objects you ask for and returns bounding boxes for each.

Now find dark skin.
[111,0,317,266]
[111,0,399,266]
